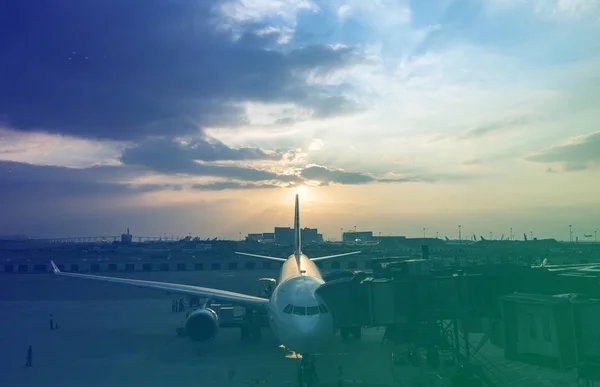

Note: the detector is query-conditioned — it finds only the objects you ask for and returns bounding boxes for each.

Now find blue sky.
[0,0,599,240]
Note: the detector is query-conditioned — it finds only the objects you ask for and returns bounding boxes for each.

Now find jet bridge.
[316,259,488,331]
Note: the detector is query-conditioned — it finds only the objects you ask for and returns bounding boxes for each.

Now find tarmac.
[0,270,582,387]
[0,271,448,387]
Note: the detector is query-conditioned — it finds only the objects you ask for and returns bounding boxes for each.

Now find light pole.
[340,228,343,242]
[510,227,513,241]
[489,232,492,240]
[458,225,462,243]
[423,228,426,238]
[436,231,439,239]
[530,231,533,240]
[595,230,597,243]
[569,225,572,243]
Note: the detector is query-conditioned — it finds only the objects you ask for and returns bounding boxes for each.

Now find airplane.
[50,194,361,357]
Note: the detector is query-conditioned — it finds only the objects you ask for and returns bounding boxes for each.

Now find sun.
[295,185,308,197]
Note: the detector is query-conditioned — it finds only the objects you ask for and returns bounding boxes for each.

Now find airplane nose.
[287,315,334,353]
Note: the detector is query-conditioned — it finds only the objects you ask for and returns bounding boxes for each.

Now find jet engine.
[185,308,219,342]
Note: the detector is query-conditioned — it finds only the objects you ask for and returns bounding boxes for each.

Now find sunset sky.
[1,0,599,241]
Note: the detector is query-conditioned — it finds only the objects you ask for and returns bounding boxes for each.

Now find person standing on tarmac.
[337,365,344,387]
[309,357,319,384]
[297,364,304,387]
[25,345,32,367]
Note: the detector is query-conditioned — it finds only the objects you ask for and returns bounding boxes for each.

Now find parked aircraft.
[51,194,361,356]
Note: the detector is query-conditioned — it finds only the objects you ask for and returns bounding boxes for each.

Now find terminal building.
[273,227,323,246]
[247,229,322,245]
[343,231,374,242]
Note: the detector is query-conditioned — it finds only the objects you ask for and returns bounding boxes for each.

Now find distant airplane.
[584,234,593,238]
[51,194,361,359]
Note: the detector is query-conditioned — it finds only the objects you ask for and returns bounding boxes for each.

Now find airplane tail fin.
[294,194,301,262]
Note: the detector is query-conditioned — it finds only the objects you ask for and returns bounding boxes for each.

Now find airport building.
[274,227,294,245]
[246,232,276,243]
[247,233,263,242]
[343,231,374,242]
[274,227,323,245]
[120,228,133,244]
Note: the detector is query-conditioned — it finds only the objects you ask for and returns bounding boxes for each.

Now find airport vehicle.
[51,194,360,355]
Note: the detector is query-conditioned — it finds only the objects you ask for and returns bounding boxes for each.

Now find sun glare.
[295,185,308,198]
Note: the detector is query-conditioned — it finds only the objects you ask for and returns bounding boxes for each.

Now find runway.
[0,271,428,387]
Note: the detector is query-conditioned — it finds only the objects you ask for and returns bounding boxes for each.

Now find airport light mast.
[423,228,426,238]
[458,225,462,243]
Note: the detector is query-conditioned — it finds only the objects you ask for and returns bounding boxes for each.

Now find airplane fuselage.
[266,253,335,354]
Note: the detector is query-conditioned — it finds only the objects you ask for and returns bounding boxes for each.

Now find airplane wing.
[234,252,287,262]
[50,261,268,309]
[311,251,362,262]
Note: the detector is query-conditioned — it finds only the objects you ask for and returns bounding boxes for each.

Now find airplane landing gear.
[241,309,262,341]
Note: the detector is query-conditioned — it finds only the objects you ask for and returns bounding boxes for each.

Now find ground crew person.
[309,357,318,384]
[297,364,304,387]
[25,345,32,367]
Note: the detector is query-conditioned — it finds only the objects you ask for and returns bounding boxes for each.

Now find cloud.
[463,158,483,165]
[0,128,122,168]
[487,0,600,20]
[299,164,429,185]
[123,136,280,163]
[300,165,374,184]
[458,116,530,140]
[308,139,325,151]
[0,160,141,184]
[120,137,298,182]
[218,0,319,25]
[0,0,365,141]
[191,181,292,191]
[525,131,600,171]
[0,161,181,222]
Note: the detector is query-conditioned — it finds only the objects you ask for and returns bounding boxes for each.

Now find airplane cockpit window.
[318,304,329,313]
[293,306,306,315]
[285,304,328,315]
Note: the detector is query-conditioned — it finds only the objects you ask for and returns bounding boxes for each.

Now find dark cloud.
[0,161,178,196]
[0,160,142,184]
[459,116,529,140]
[120,138,298,182]
[191,182,292,191]
[525,131,600,171]
[122,136,280,163]
[0,0,364,140]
